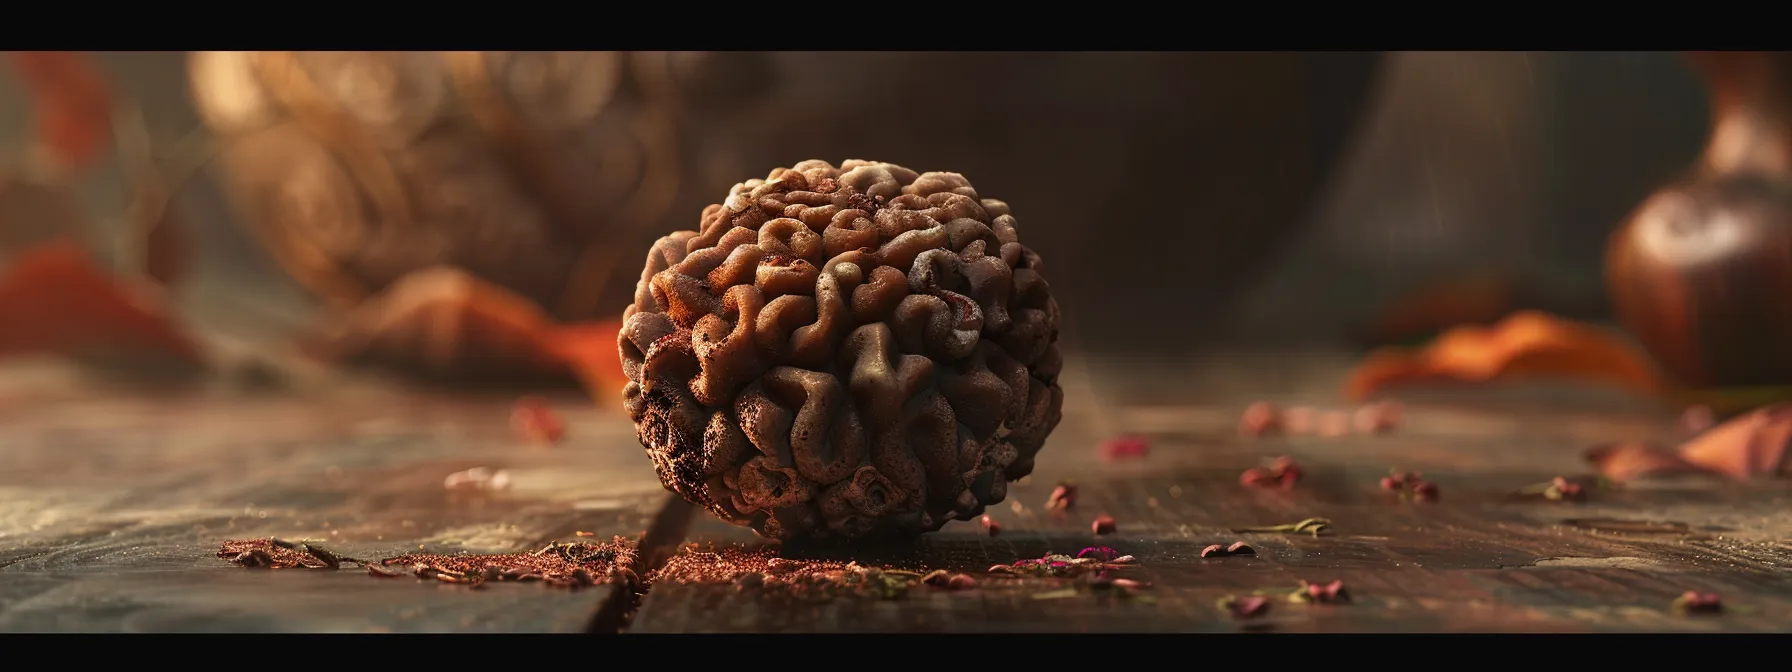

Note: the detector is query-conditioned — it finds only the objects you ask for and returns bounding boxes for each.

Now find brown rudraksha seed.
[617,160,1065,540]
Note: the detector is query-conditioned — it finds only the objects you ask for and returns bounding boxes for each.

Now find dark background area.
[0,51,1713,365]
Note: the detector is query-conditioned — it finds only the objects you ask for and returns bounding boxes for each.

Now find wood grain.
[8,351,1792,632]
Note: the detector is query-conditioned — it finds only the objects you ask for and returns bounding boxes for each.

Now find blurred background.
[0,51,1713,389]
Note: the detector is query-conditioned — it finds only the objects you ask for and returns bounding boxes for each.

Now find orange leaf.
[1584,441,1704,482]
[0,239,201,364]
[308,267,562,379]
[1368,272,1517,345]
[1675,403,1792,480]
[538,320,627,407]
[1344,310,1667,401]
[311,268,629,413]
[5,51,113,174]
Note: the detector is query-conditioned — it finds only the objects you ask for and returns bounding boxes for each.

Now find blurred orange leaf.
[1584,441,1702,482]
[1368,272,1516,346]
[539,320,627,407]
[1344,310,1666,400]
[1585,404,1792,482]
[5,51,113,175]
[1677,403,1792,480]
[311,267,626,410]
[0,239,201,364]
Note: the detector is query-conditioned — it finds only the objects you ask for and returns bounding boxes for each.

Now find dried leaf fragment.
[1219,595,1271,619]
[1676,403,1792,480]
[1344,310,1666,401]
[1291,579,1350,604]
[1241,456,1302,490]
[0,239,202,367]
[1235,517,1331,537]
[1584,441,1704,482]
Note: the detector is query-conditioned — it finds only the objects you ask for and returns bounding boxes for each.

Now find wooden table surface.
[4,350,1789,633]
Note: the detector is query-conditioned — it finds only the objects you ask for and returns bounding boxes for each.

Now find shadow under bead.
[618,160,1065,541]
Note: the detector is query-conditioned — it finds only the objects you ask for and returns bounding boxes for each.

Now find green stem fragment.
[1235,517,1332,537]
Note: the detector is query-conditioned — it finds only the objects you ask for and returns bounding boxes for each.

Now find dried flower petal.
[1202,542,1255,559]
[1379,476,1404,492]
[1354,401,1403,434]
[1585,441,1703,482]
[1296,579,1350,604]
[1543,476,1586,502]
[1046,483,1078,512]
[1677,403,1792,481]
[1098,435,1150,461]
[1091,515,1117,536]
[510,396,566,445]
[946,574,978,590]
[1672,591,1723,615]
[1221,595,1271,619]
[1410,481,1439,502]
[1343,310,1666,400]
[1077,547,1119,562]
[980,514,1001,537]
[1112,555,1135,564]
[1239,467,1278,488]
[1239,402,1283,437]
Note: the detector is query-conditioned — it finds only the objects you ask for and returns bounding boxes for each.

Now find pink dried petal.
[1411,481,1439,502]
[1200,544,1225,558]
[1226,541,1255,555]
[1046,483,1078,512]
[1077,547,1119,562]
[1240,467,1278,488]
[1111,555,1135,564]
[1091,515,1117,536]
[980,515,1001,537]
[1239,402,1283,437]
[946,574,977,590]
[1586,441,1703,482]
[1098,435,1151,461]
[1111,577,1149,589]
[1379,476,1404,491]
[1227,595,1271,619]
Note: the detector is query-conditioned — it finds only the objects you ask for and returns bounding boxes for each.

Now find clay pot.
[1606,52,1792,389]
